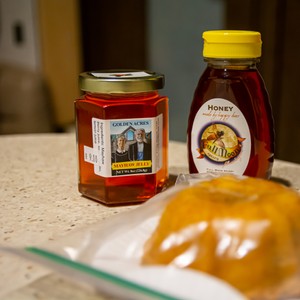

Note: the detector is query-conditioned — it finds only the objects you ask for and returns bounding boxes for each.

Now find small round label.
[198,123,245,163]
[191,98,251,175]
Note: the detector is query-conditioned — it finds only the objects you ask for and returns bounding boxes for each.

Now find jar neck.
[204,58,259,70]
[85,90,159,100]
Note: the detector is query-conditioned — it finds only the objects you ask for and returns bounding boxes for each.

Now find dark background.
[0,0,298,164]
[80,0,300,163]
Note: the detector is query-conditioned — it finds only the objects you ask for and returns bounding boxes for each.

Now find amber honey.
[188,65,274,178]
[75,71,168,205]
[187,31,274,178]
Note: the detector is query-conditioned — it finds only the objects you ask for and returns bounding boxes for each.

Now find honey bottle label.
[191,98,251,175]
[83,115,163,177]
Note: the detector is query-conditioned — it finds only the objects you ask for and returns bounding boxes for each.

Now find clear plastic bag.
[2,174,300,299]
[142,174,300,299]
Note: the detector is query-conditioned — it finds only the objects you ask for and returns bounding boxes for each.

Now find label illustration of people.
[111,135,130,163]
[128,128,152,161]
[110,119,153,176]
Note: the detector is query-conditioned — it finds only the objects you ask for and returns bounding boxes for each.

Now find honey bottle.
[187,30,274,178]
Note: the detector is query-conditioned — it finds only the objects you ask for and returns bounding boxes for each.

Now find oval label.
[191,98,251,175]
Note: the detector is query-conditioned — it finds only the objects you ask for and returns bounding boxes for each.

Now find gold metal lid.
[79,70,165,93]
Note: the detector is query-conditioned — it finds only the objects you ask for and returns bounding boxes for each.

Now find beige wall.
[37,0,82,129]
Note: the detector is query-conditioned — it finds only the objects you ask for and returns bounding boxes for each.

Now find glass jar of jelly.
[187,30,274,178]
[75,70,169,205]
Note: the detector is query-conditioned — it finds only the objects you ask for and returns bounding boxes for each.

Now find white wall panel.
[0,0,40,70]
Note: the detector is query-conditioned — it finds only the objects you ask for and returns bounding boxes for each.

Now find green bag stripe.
[26,247,179,300]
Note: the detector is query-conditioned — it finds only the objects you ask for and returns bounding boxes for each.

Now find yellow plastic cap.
[203,30,262,59]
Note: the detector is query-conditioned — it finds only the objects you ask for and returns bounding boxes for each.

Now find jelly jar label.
[84,115,163,177]
[191,98,251,174]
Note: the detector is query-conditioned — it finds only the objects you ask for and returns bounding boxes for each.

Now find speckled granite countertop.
[0,133,299,299]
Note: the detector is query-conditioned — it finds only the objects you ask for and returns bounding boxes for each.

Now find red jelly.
[187,31,274,178]
[75,70,169,205]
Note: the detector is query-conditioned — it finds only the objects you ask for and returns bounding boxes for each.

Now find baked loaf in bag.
[142,176,300,297]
